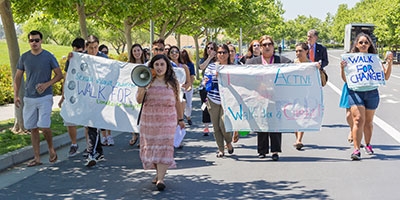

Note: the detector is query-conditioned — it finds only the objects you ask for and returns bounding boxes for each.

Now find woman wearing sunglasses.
[240,39,262,64]
[203,44,234,158]
[199,42,218,136]
[340,33,393,160]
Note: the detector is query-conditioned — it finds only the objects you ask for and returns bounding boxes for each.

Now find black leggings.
[199,88,211,123]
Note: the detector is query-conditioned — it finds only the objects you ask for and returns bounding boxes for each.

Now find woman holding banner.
[128,44,146,147]
[136,54,184,191]
[292,42,321,150]
[340,33,393,160]
[246,35,289,161]
[199,42,217,136]
[168,46,191,148]
[204,44,234,158]
[239,39,262,64]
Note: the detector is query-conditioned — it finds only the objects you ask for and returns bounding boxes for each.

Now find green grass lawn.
[0,40,71,66]
[0,108,69,155]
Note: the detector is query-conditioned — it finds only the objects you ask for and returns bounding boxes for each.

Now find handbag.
[319,68,328,87]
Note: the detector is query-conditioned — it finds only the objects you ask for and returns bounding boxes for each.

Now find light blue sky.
[280,0,360,20]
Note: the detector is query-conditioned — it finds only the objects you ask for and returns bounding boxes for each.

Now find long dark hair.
[181,49,193,65]
[148,54,179,102]
[129,43,146,64]
[351,33,377,54]
[203,42,217,62]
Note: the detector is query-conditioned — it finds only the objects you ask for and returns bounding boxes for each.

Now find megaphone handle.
[137,91,147,126]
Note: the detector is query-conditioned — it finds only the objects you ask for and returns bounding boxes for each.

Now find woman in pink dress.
[136,54,184,191]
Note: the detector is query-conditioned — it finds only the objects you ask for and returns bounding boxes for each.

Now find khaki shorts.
[23,95,53,129]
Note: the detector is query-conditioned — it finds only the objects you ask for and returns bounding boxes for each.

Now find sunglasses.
[217,51,228,55]
[207,47,214,50]
[170,50,179,54]
[253,44,260,47]
[262,42,273,47]
[29,38,41,43]
[153,48,164,52]
[101,50,108,54]
[358,41,369,45]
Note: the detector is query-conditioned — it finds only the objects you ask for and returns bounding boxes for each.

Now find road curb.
[0,128,86,172]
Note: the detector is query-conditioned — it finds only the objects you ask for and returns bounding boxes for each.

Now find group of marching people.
[16,28,393,192]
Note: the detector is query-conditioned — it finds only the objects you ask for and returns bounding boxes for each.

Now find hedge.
[0,58,66,106]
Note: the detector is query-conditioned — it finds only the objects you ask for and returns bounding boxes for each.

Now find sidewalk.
[0,96,62,121]
[0,95,84,171]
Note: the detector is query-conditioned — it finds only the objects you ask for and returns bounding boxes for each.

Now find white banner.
[218,63,324,132]
[341,53,385,91]
[60,52,140,132]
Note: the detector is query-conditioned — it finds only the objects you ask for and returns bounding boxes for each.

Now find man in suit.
[307,29,329,69]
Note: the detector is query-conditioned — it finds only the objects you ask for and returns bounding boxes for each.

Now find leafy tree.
[330,4,352,43]
[0,0,24,132]
[384,0,400,48]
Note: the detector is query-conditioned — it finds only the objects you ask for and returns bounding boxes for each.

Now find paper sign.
[218,63,324,132]
[341,53,385,91]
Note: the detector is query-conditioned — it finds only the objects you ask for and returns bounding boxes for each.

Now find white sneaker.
[106,135,114,146]
[85,155,97,167]
[101,137,108,146]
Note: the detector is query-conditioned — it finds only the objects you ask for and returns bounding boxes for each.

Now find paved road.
[1,50,400,199]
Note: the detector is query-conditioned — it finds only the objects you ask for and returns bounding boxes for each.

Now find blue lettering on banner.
[96,79,113,86]
[261,108,273,118]
[228,104,272,120]
[348,55,374,64]
[77,81,106,100]
[75,73,93,82]
[110,86,132,104]
[350,64,384,83]
[274,68,311,86]
[228,104,243,120]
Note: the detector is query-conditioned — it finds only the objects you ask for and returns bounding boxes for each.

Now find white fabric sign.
[341,53,385,90]
[218,63,324,132]
[60,52,141,132]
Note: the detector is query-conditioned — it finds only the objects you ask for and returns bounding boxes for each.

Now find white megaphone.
[131,64,153,87]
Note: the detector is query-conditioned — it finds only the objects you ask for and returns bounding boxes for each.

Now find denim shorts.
[348,89,379,110]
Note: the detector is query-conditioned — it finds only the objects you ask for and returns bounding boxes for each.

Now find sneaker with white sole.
[68,144,79,157]
[101,137,108,146]
[351,149,361,161]
[106,135,114,146]
[95,153,105,162]
[203,127,209,136]
[85,155,97,167]
[364,144,374,155]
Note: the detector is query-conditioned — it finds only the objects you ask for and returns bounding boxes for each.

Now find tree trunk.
[193,35,201,80]
[124,19,133,60]
[0,0,25,133]
[176,33,181,49]
[77,2,88,39]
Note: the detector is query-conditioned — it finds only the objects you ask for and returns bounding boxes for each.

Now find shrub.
[116,52,128,62]
[52,58,66,96]
[0,65,13,105]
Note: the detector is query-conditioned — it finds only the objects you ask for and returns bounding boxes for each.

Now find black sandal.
[129,133,139,146]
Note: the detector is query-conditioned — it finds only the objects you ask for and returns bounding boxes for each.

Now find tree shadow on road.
[0,168,333,200]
